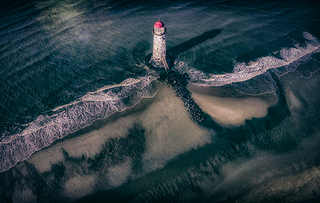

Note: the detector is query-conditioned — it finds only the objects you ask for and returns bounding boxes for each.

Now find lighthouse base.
[149,57,167,69]
[146,53,174,71]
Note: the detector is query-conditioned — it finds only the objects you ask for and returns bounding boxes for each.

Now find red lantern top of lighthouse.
[154,20,165,28]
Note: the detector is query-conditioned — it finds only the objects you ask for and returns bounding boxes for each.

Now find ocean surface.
[1,0,320,202]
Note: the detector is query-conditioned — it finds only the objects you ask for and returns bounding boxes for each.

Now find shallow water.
[1,0,320,202]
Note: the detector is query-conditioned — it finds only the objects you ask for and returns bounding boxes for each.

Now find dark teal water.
[1,0,320,202]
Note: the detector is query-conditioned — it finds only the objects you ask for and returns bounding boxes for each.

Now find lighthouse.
[150,20,169,70]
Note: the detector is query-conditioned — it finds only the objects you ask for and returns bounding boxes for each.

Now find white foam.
[29,85,213,176]
[27,112,138,173]
[175,32,320,87]
[0,76,157,173]
[22,85,214,201]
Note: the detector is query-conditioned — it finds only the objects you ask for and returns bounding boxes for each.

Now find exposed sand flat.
[206,131,320,203]
[23,84,213,199]
[140,85,212,171]
[286,87,302,110]
[64,174,96,200]
[191,92,270,127]
[27,84,212,178]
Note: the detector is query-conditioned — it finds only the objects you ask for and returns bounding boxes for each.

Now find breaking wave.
[0,76,158,173]
[175,32,320,89]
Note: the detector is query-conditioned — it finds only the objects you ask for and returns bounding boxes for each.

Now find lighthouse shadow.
[168,29,222,59]
[145,29,221,70]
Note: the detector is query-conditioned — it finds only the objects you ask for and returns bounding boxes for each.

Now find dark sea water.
[1,0,320,202]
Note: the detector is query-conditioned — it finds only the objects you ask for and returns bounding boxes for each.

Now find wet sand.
[188,83,278,127]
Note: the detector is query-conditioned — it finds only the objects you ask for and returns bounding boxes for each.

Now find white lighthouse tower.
[150,20,169,70]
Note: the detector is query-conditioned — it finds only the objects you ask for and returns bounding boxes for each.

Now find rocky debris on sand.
[159,70,206,124]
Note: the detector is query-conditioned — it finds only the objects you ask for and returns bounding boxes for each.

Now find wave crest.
[175,32,320,88]
[0,76,157,173]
